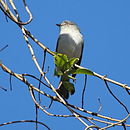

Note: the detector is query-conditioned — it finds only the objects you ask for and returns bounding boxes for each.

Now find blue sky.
[0,0,130,130]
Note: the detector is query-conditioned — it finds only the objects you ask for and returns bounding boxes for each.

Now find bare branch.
[0,120,51,130]
[0,0,32,25]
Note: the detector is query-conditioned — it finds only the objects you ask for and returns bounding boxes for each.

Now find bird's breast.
[57,33,83,59]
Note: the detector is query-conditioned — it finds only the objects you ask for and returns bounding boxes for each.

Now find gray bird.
[56,20,84,99]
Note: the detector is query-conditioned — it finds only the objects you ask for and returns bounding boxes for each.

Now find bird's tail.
[56,75,75,99]
[56,82,69,99]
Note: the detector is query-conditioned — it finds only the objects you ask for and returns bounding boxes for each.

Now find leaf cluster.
[54,53,94,95]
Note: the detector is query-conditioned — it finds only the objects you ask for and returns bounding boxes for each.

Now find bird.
[55,20,84,99]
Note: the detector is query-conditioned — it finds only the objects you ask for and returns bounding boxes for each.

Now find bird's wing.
[72,40,84,78]
[77,40,84,66]
[56,35,60,52]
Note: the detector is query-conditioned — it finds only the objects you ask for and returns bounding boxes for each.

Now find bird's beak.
[56,24,61,26]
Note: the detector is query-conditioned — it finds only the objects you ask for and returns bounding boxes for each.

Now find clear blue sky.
[0,0,130,130]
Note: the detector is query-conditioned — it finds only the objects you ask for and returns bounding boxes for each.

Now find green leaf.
[73,68,94,75]
[62,57,78,72]
[68,57,79,67]
[54,53,68,69]
[63,81,75,95]
[54,53,94,77]
[54,68,63,76]
[54,53,79,76]
[62,57,79,74]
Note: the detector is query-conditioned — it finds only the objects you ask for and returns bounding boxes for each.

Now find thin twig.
[104,80,129,114]
[9,74,12,90]
[100,114,130,130]
[0,45,8,52]
[1,0,32,25]
[22,73,51,89]
[75,64,130,90]
[0,120,51,130]
[9,0,21,21]
[38,50,47,103]
[85,125,100,130]
[0,86,7,91]
[97,98,102,114]
[37,50,46,130]
[93,72,130,90]
[81,74,87,109]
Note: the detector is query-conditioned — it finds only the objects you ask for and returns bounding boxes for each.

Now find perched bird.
[56,20,84,99]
